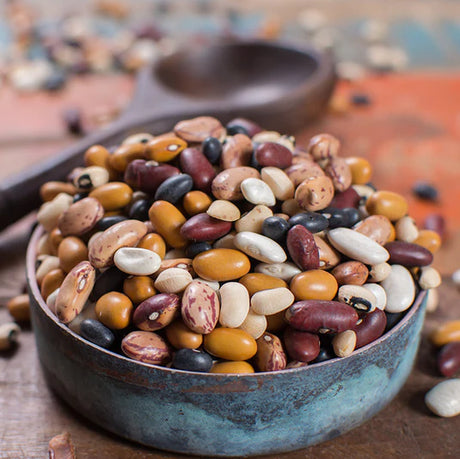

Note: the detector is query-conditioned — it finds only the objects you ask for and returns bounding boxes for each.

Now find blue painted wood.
[26,228,428,456]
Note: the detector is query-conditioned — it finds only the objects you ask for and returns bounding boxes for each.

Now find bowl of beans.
[27,116,439,456]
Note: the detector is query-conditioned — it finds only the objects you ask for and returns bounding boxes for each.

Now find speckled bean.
[55,261,96,323]
[58,197,104,236]
[121,331,171,365]
[221,134,253,168]
[181,281,219,334]
[255,332,287,371]
[211,167,260,201]
[174,116,225,143]
[295,176,334,212]
[88,219,147,269]
[133,293,180,331]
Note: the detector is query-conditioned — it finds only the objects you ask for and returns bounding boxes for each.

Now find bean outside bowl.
[27,226,427,457]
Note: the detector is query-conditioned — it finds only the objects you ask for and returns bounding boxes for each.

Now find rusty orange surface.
[299,72,460,237]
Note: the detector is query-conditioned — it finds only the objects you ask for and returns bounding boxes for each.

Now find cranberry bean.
[255,333,287,371]
[221,134,253,168]
[58,197,104,237]
[133,293,180,331]
[181,281,220,334]
[283,327,320,362]
[295,176,334,212]
[438,342,460,377]
[324,157,352,192]
[180,213,232,242]
[308,134,340,160]
[285,161,325,187]
[55,261,96,323]
[180,147,216,192]
[211,166,260,201]
[121,331,171,365]
[174,116,225,143]
[385,241,433,267]
[353,309,387,348]
[285,300,359,334]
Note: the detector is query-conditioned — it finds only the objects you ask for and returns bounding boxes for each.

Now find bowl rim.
[27,225,426,378]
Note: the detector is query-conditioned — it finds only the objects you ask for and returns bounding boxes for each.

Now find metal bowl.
[27,226,427,457]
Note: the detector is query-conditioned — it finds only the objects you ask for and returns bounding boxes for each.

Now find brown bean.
[41,268,65,301]
[7,294,30,322]
[332,261,368,286]
[58,237,88,273]
[166,320,203,349]
[285,300,359,333]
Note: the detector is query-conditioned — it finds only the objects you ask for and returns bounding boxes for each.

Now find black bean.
[202,137,222,164]
[350,92,372,106]
[96,215,127,231]
[171,348,213,372]
[262,216,290,243]
[185,242,212,258]
[226,122,250,136]
[412,181,439,201]
[80,319,115,349]
[128,199,151,221]
[154,174,193,203]
[342,207,361,227]
[73,192,88,203]
[44,71,67,91]
[62,107,83,135]
[90,267,126,302]
[288,212,328,233]
[384,311,406,332]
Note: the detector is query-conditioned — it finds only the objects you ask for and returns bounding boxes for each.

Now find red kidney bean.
[329,187,361,209]
[285,300,359,333]
[353,309,387,348]
[179,148,216,193]
[124,160,180,194]
[133,293,180,331]
[424,213,446,239]
[283,327,320,362]
[286,225,319,270]
[255,142,293,168]
[180,213,232,242]
[437,342,460,377]
[384,241,433,267]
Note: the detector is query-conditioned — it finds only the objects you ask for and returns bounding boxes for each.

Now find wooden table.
[1,73,459,458]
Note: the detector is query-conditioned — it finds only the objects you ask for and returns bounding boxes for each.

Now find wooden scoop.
[0,39,335,230]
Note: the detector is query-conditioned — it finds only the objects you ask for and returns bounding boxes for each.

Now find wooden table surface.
[0,72,459,458]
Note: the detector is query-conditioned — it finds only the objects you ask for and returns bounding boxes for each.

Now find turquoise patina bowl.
[27,226,427,457]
